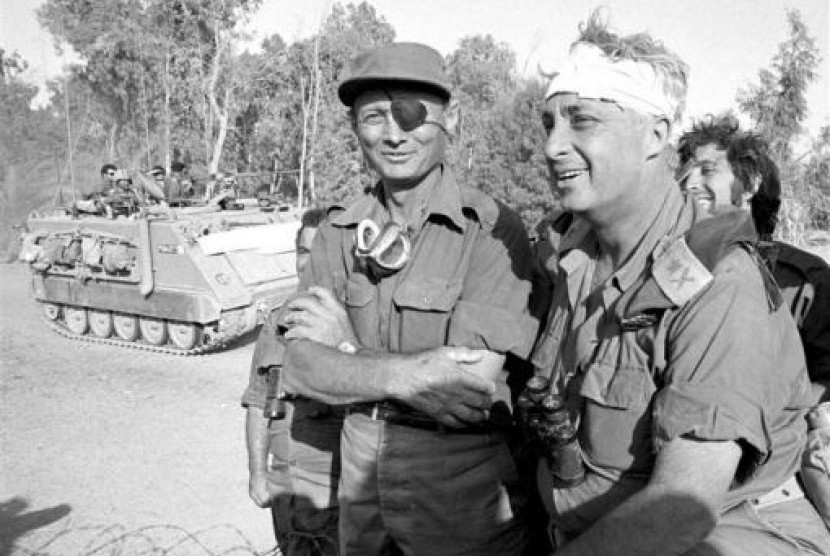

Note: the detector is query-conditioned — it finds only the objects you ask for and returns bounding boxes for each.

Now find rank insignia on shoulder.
[620,314,658,330]
[653,237,713,306]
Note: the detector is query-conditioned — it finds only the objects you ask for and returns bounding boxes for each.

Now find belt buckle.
[370,403,380,420]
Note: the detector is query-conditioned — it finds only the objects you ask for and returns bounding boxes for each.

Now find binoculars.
[518,375,585,488]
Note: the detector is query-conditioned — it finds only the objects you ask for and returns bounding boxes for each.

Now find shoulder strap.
[616,209,781,376]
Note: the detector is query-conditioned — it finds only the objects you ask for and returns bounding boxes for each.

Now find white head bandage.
[545,42,678,121]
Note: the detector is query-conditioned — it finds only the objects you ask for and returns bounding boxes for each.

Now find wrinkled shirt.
[303,167,537,361]
[531,186,813,534]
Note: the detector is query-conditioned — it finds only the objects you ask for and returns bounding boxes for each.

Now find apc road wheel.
[65,306,89,335]
[42,302,61,320]
[168,322,200,350]
[113,313,139,341]
[88,310,113,338]
[139,317,167,346]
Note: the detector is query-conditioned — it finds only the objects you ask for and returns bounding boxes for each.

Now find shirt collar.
[331,164,468,231]
[613,185,685,292]
[555,183,687,293]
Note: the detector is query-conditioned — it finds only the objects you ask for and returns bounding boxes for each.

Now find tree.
[736,9,826,239]
[0,50,70,251]
[37,0,262,175]
[245,2,395,205]
[737,9,819,162]
[447,35,516,108]
[446,36,552,231]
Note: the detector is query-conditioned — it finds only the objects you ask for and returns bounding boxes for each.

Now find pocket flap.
[580,361,656,410]
[394,278,461,312]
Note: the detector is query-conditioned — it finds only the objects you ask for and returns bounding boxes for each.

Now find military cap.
[338,42,451,107]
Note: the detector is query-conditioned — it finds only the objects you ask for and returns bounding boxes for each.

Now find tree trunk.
[163,46,171,173]
[210,87,231,175]
[298,77,309,209]
[206,22,226,176]
[108,122,118,161]
[307,32,322,202]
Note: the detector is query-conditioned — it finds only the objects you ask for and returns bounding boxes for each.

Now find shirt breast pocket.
[345,276,377,348]
[579,360,657,472]
[393,278,462,353]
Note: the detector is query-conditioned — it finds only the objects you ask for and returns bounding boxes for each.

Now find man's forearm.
[555,438,739,556]
[282,341,496,428]
[554,484,718,556]
[282,340,397,405]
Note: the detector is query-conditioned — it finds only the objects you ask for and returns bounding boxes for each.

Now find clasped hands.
[278,286,496,428]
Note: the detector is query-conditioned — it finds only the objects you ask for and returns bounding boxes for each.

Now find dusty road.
[2,238,828,556]
[0,263,276,555]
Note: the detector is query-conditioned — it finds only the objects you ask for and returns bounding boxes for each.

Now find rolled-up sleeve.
[448,205,538,358]
[300,218,347,294]
[244,213,344,408]
[242,320,285,409]
[652,249,812,474]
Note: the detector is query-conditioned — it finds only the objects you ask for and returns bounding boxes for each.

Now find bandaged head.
[545,42,680,123]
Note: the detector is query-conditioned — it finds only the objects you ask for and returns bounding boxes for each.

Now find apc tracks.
[38,301,226,356]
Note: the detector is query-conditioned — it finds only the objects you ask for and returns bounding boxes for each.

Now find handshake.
[273,286,499,429]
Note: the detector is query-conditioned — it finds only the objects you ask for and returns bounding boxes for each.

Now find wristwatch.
[337,340,358,354]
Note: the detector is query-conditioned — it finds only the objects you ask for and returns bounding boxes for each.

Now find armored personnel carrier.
[18,201,302,354]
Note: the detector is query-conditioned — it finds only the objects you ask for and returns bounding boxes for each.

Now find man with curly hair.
[679,115,830,404]
[526,12,829,555]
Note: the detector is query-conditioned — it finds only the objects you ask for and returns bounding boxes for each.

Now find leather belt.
[347,401,489,434]
[751,475,805,510]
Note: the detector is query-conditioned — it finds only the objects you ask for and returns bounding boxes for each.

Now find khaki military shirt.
[531,186,814,534]
[306,166,537,366]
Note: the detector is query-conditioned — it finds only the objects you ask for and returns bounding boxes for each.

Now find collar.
[614,185,686,292]
[331,164,468,231]
[556,183,687,293]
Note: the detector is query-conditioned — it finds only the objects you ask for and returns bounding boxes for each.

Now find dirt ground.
[0,263,277,556]
[2,238,829,556]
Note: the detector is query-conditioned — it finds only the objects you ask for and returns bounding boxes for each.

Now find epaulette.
[459,185,499,230]
[618,210,781,322]
[684,210,757,272]
[532,211,575,275]
[325,204,346,218]
[652,210,780,310]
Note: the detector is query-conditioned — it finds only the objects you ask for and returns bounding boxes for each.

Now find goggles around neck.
[355,219,411,273]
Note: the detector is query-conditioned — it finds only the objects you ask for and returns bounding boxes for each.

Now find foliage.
[736,9,828,240]
[36,0,262,175]
[0,49,69,252]
[5,3,826,247]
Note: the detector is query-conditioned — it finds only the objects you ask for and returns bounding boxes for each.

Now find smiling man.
[677,115,757,214]
[528,12,829,556]
[266,42,538,555]
[679,115,830,404]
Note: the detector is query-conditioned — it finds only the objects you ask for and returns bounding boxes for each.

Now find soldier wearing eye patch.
[254,42,540,556]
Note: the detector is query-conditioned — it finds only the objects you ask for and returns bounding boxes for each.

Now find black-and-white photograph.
[2,1,829,555]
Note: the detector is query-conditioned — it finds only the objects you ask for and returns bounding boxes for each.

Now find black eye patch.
[390,99,428,131]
